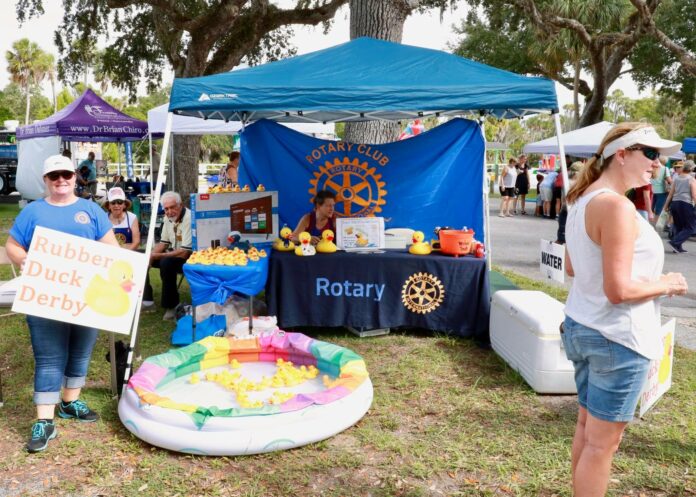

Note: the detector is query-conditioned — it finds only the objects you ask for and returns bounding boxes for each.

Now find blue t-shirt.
[10,198,112,250]
[79,159,97,181]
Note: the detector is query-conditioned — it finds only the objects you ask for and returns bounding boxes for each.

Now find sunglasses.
[46,171,75,181]
[110,199,125,205]
[626,146,659,161]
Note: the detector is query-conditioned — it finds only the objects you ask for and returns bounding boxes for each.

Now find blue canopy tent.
[684,138,696,154]
[168,37,558,122]
[164,38,562,255]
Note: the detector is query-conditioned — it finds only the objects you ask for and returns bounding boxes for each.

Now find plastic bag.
[655,208,669,231]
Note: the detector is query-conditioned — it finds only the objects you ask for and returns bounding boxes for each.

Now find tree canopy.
[454,0,696,127]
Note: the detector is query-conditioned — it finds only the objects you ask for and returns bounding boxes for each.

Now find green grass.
[0,204,694,496]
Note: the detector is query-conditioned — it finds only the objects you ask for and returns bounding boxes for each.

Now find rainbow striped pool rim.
[118,330,373,455]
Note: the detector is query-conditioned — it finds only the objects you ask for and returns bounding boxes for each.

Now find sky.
[1,1,647,113]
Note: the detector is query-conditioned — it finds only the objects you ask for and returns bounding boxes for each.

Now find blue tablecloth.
[183,257,269,306]
[267,249,490,341]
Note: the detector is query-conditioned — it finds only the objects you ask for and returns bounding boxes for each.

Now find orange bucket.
[439,229,474,257]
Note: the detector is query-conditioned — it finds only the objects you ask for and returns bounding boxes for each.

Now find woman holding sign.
[5,155,119,453]
[563,124,688,496]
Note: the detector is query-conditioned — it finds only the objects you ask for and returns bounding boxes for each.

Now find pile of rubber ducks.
[187,246,267,266]
[189,358,321,409]
[208,184,266,194]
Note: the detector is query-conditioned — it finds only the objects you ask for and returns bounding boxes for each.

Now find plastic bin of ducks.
[118,329,373,456]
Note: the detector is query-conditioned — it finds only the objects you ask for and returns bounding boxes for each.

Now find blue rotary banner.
[239,118,485,239]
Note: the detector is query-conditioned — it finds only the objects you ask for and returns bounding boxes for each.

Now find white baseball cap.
[43,154,75,176]
[602,126,682,159]
[107,187,126,202]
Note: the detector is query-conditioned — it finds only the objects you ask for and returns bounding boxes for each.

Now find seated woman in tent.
[291,190,337,245]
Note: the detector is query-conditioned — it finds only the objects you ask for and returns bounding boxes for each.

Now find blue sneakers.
[58,399,99,422]
[26,420,57,453]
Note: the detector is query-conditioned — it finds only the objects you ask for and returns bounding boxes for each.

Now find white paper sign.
[336,217,385,250]
[540,239,565,283]
[639,319,675,418]
[12,227,147,335]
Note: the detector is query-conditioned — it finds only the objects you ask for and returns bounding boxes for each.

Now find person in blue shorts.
[5,155,119,453]
[563,124,687,496]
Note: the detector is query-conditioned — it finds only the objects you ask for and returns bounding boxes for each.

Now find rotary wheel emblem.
[401,272,445,314]
[115,232,127,245]
[309,157,387,217]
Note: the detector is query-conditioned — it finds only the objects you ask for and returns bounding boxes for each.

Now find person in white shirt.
[562,123,688,496]
[498,158,518,217]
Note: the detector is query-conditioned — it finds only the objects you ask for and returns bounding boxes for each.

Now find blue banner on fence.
[124,142,134,180]
[239,118,485,239]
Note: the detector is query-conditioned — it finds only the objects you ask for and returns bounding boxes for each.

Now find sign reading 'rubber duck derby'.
[12,227,147,334]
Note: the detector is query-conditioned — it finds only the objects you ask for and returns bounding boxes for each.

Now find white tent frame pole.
[479,116,492,270]
[553,112,570,196]
[122,112,174,396]
[170,135,175,193]
[117,142,122,177]
[148,133,153,193]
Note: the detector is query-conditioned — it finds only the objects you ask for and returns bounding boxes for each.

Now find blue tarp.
[684,138,696,153]
[183,258,269,306]
[169,37,558,122]
[239,118,485,238]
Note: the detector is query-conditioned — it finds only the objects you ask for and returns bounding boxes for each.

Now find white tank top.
[502,166,518,188]
[565,188,664,359]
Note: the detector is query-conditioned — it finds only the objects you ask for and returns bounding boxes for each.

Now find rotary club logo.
[309,157,387,217]
[401,273,445,314]
[114,232,127,246]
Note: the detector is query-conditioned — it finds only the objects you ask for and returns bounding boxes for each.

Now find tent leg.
[479,118,492,270]
[122,112,174,397]
[148,133,153,194]
[553,113,570,196]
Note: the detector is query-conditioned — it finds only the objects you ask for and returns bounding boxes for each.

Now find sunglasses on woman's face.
[626,146,660,161]
[110,199,125,205]
[46,171,75,181]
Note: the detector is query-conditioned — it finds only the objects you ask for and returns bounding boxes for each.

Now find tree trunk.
[572,59,581,129]
[171,135,201,207]
[51,77,57,112]
[24,84,31,124]
[344,0,410,144]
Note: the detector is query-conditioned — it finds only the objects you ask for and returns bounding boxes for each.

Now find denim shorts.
[561,316,650,422]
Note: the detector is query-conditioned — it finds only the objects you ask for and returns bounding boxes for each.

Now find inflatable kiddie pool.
[118,330,373,455]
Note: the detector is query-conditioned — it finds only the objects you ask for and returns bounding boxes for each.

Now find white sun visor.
[602,127,682,159]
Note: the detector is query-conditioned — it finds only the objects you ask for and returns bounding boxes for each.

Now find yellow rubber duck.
[257,184,266,192]
[316,229,337,253]
[294,232,316,256]
[273,226,296,251]
[409,231,432,255]
[232,184,241,193]
[658,332,673,383]
[242,184,250,192]
[85,260,135,317]
[355,232,369,247]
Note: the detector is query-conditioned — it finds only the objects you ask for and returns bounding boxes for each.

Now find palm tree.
[40,53,58,113]
[5,39,50,124]
[93,50,113,94]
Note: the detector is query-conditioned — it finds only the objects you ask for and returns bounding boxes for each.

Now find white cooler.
[490,290,576,394]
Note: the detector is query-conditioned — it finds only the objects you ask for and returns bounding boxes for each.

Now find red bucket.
[439,229,474,257]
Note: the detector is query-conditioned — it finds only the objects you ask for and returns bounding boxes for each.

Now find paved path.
[487,197,696,350]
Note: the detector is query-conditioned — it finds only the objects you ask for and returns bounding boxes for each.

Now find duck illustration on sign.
[85,260,135,317]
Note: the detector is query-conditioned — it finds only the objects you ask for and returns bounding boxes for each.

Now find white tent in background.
[147,103,335,136]
[523,121,614,158]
